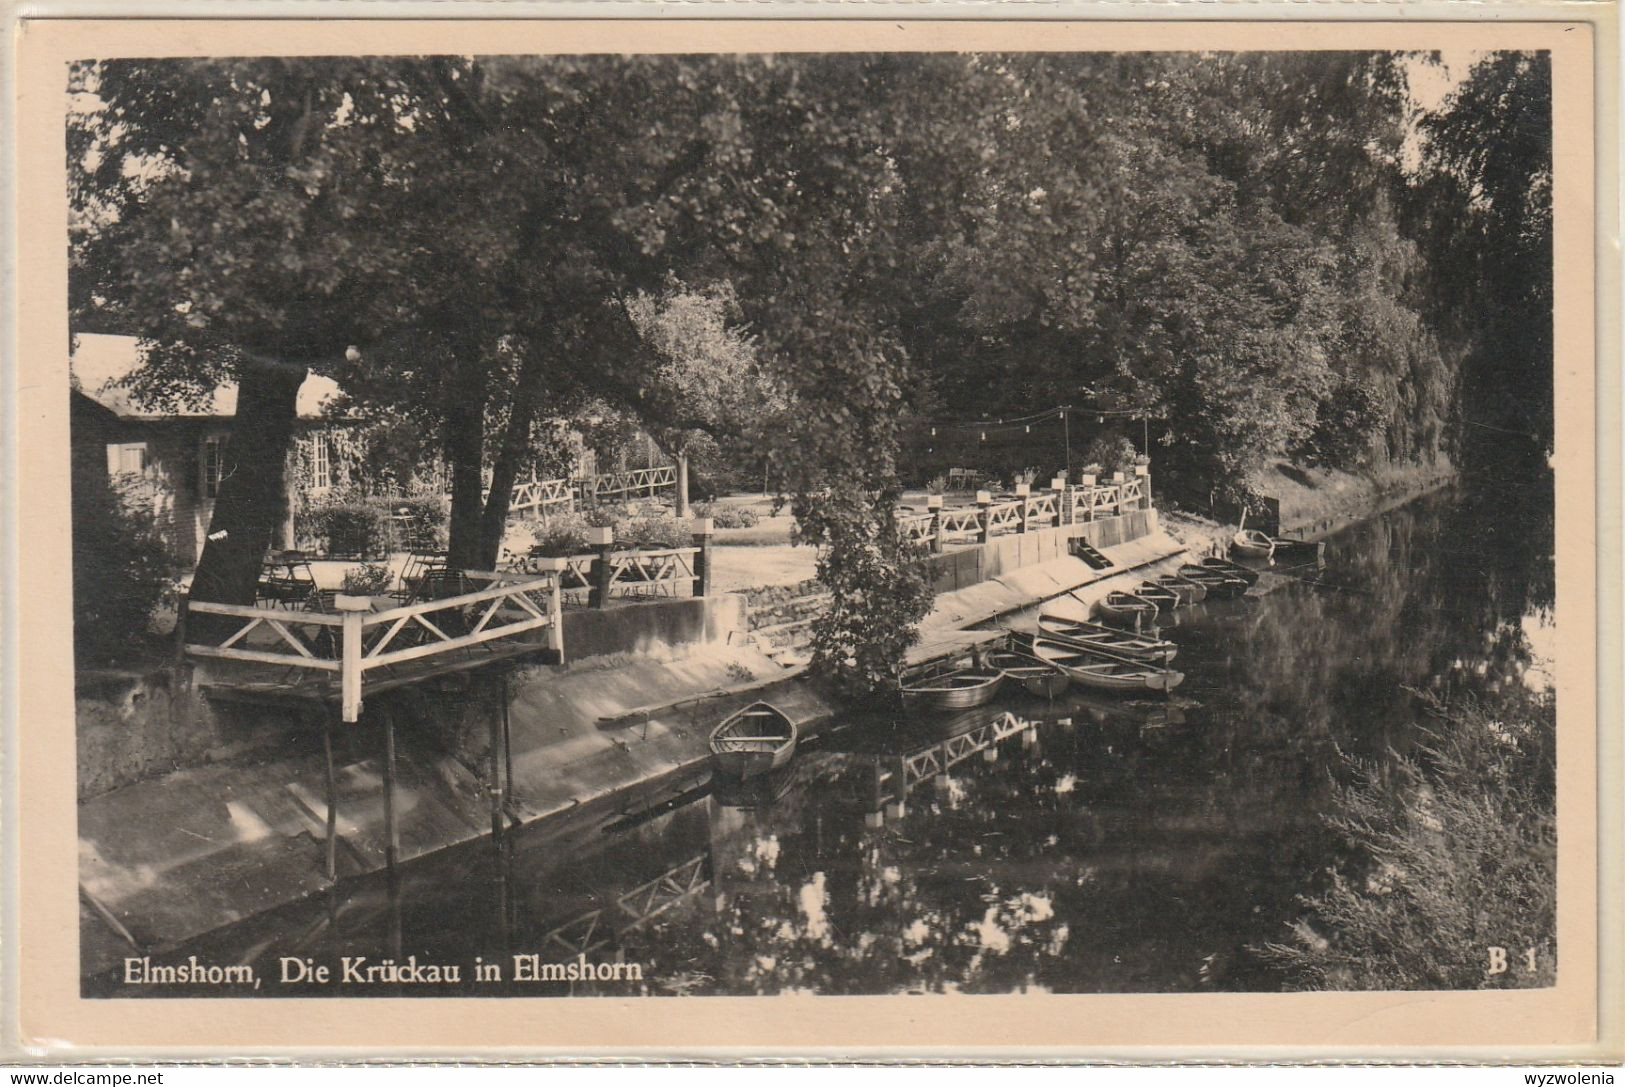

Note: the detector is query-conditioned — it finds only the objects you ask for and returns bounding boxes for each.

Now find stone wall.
[75,666,306,800]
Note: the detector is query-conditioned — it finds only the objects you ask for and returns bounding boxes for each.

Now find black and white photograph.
[10,14,1607,1058]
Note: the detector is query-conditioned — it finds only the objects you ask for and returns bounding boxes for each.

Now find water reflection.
[100,487,1554,996]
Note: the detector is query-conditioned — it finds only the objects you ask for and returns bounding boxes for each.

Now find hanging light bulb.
[930,426,937,437]
[1024,425,1031,433]
[1097,415,1104,425]
[980,431,987,442]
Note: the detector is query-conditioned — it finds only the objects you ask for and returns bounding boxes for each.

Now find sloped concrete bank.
[79,511,1181,970]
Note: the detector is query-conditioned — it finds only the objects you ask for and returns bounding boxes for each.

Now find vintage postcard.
[6,10,1618,1062]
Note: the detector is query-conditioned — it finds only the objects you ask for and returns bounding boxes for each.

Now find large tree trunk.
[187,357,307,633]
[473,348,549,569]
[444,395,486,571]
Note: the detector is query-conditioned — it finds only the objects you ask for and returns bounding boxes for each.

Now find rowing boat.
[1096,591,1161,626]
[1265,536,1325,563]
[983,646,1071,699]
[1153,574,1207,604]
[1178,564,1249,599]
[1134,581,1181,610]
[1031,637,1184,693]
[1199,556,1260,586]
[1032,615,1179,662]
[899,664,1006,713]
[1231,528,1275,559]
[709,702,798,780]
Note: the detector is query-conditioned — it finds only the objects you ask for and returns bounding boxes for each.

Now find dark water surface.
[99,485,1555,996]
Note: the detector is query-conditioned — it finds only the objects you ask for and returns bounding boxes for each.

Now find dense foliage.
[69,50,1553,685]
[71,474,176,667]
[1256,686,1556,989]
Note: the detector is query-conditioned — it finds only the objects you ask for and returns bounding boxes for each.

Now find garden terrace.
[182,568,564,724]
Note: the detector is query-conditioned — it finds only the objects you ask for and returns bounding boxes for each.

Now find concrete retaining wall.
[561,594,748,664]
[920,510,1155,595]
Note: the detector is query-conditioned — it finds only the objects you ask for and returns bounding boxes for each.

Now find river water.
[96,485,1556,997]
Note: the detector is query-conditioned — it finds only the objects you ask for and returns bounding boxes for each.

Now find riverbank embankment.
[79,507,1184,971]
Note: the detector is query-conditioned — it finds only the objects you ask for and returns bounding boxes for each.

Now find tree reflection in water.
[120,487,1554,997]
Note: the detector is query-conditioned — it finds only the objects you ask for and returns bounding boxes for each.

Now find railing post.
[335,594,372,724]
[1015,483,1031,534]
[1051,477,1067,527]
[692,517,713,598]
[588,526,615,609]
[529,558,567,663]
[1112,471,1127,515]
[676,453,691,519]
[975,490,992,543]
[1136,461,1152,510]
[927,494,945,554]
[1080,473,1097,523]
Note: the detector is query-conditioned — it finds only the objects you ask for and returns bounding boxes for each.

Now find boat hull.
[1199,556,1260,585]
[1154,575,1207,604]
[1033,617,1178,662]
[900,670,1006,713]
[709,702,798,781]
[1031,638,1185,693]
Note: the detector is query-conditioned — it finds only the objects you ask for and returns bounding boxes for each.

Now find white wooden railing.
[184,569,563,723]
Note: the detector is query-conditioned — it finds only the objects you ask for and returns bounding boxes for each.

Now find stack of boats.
[895,556,1270,713]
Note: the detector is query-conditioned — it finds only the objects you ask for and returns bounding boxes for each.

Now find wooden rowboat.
[709,702,798,780]
[900,665,1006,713]
[1266,536,1326,563]
[1133,582,1181,611]
[983,647,1071,699]
[1178,564,1249,599]
[1032,616,1179,662]
[1153,574,1207,604]
[1096,591,1161,626]
[1199,556,1260,586]
[1031,637,1184,693]
[1231,528,1276,559]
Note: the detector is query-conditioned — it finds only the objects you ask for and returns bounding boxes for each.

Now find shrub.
[72,473,176,666]
[305,499,392,559]
[1252,687,1555,990]
[693,500,760,530]
[620,512,692,549]
[341,562,394,595]
[524,511,593,558]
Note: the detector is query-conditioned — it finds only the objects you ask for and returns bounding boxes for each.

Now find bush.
[523,511,593,558]
[1253,687,1556,990]
[341,562,394,595]
[73,473,176,666]
[305,499,392,559]
[620,512,692,549]
[693,500,760,529]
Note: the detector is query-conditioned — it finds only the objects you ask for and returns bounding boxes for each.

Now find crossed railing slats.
[185,569,563,722]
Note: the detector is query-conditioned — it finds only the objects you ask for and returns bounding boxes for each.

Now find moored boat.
[1178,564,1249,599]
[983,646,1071,699]
[1265,536,1326,563]
[1231,528,1275,559]
[1153,574,1208,604]
[709,702,798,780]
[1199,556,1260,586]
[1031,637,1184,693]
[1096,591,1161,627]
[1031,615,1178,662]
[1134,582,1181,611]
[899,664,1006,713]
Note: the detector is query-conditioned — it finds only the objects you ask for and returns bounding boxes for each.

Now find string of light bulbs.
[926,402,1154,440]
